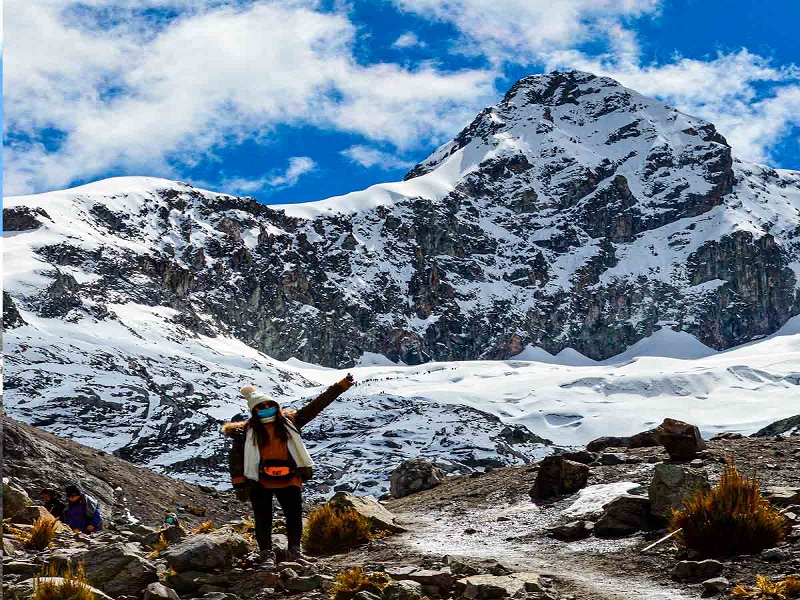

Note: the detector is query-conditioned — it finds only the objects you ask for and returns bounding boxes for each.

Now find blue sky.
[5,0,799,205]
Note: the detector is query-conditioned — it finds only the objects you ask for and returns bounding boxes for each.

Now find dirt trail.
[386,496,696,600]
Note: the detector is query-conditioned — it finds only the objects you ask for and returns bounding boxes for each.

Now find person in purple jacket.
[61,483,103,533]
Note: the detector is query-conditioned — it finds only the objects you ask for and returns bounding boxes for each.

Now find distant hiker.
[164,512,181,528]
[222,373,355,563]
[62,483,103,533]
[40,488,65,519]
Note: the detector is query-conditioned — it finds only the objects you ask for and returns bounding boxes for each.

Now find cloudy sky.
[5,0,799,204]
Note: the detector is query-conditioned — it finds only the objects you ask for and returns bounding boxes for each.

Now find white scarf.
[243,415,314,482]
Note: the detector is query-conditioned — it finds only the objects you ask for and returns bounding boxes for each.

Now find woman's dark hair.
[248,402,289,446]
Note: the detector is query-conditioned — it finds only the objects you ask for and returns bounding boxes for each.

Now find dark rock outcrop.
[530,456,589,499]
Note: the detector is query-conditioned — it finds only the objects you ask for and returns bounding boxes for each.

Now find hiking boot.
[258,549,276,566]
[287,546,315,563]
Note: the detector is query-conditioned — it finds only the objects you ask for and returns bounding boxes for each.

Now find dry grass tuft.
[670,459,788,557]
[231,519,255,533]
[192,521,215,534]
[181,504,206,517]
[329,566,390,600]
[26,517,58,551]
[303,504,373,555]
[146,533,170,559]
[732,575,800,598]
[33,562,95,600]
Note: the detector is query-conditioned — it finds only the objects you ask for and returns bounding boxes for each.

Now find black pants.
[250,484,303,552]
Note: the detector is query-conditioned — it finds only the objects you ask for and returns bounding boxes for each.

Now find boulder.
[283,574,325,592]
[328,492,406,533]
[385,566,453,589]
[546,520,591,541]
[585,436,629,452]
[3,536,19,557]
[10,578,115,600]
[389,459,444,498]
[530,456,589,499]
[78,542,159,597]
[649,464,710,520]
[563,482,645,520]
[671,560,724,582]
[759,548,790,562]
[598,453,627,466]
[383,580,424,600]
[659,418,706,460]
[11,505,56,525]
[701,577,729,597]
[161,530,249,572]
[560,450,598,464]
[628,427,664,448]
[3,480,32,519]
[144,582,181,600]
[594,495,652,537]
[457,574,543,599]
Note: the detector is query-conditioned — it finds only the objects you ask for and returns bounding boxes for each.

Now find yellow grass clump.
[670,459,788,557]
[26,517,58,551]
[32,562,95,600]
[302,504,373,555]
[146,533,170,559]
[329,566,390,600]
[192,521,215,534]
[732,575,800,599]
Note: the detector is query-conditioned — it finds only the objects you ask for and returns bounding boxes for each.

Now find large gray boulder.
[78,542,159,597]
[659,418,707,460]
[594,495,652,537]
[2,479,31,520]
[530,456,589,499]
[161,529,249,572]
[328,492,406,532]
[649,464,710,520]
[390,459,444,498]
[144,582,181,600]
[383,580,424,600]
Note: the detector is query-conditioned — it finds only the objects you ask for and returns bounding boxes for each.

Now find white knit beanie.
[240,385,279,412]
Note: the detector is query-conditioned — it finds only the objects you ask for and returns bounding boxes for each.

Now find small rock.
[701,577,729,597]
[759,548,790,562]
[144,583,181,600]
[283,574,324,592]
[560,450,598,464]
[689,459,704,467]
[599,453,627,466]
[764,487,800,507]
[546,521,590,541]
[464,528,477,535]
[594,495,652,537]
[671,560,724,582]
[457,573,543,599]
[383,580,424,600]
[585,436,630,452]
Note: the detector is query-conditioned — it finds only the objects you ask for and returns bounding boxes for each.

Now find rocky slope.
[4,69,800,488]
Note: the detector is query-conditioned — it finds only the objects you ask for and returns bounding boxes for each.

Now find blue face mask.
[257,407,278,419]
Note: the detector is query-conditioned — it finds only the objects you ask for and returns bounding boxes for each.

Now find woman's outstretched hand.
[345,372,355,383]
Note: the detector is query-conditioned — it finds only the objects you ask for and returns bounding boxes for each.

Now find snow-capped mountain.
[4,70,800,491]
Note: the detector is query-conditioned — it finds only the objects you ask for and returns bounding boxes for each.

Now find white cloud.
[392,0,660,65]
[392,31,425,49]
[4,0,495,195]
[217,156,317,195]
[341,145,414,169]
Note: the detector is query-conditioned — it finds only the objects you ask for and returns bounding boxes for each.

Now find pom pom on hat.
[240,385,278,412]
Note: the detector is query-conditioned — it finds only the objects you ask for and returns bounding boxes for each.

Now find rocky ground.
[3,416,800,600]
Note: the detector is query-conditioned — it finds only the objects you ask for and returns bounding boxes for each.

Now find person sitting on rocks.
[62,483,103,533]
[40,487,66,519]
[164,512,181,529]
[222,373,355,564]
